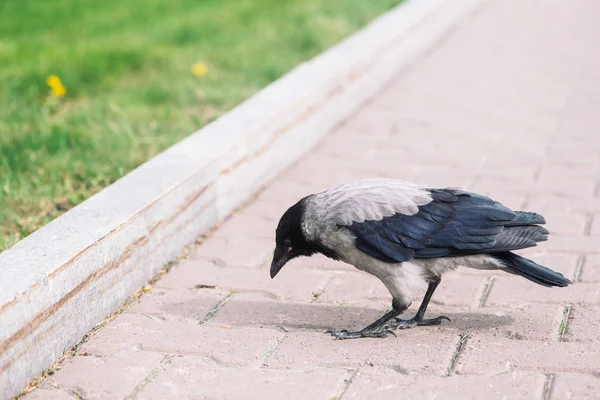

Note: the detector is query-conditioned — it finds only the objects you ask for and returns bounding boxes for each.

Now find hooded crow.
[270,178,571,339]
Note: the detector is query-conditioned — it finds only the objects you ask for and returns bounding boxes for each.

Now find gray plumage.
[270,178,571,339]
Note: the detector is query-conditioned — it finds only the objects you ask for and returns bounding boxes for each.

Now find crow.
[270,178,571,339]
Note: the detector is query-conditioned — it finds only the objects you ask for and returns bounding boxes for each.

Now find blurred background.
[0,0,403,251]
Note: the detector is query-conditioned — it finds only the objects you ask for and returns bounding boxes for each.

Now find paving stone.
[425,303,563,342]
[590,216,600,236]
[45,351,164,400]
[255,174,327,204]
[411,169,475,189]
[190,235,273,267]
[126,287,228,323]
[79,314,282,367]
[428,273,488,308]
[551,373,600,400]
[136,355,348,400]
[211,211,275,240]
[282,162,374,188]
[486,276,598,306]
[266,330,457,374]
[543,235,600,254]
[473,179,596,198]
[317,269,488,310]
[210,293,560,341]
[526,196,600,214]
[579,255,600,282]
[538,166,600,182]
[155,260,331,302]
[543,212,588,236]
[233,198,281,222]
[24,388,74,400]
[562,305,600,343]
[344,368,545,400]
[316,271,392,304]
[456,336,600,375]
[208,292,387,332]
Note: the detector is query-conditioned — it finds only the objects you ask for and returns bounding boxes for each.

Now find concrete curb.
[0,0,482,397]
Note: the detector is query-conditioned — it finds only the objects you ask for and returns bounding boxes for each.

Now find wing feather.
[342,186,546,263]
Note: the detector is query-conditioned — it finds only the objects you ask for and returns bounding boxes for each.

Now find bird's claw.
[387,315,451,330]
[325,329,396,340]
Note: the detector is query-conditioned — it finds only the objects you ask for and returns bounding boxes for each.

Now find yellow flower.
[47,75,61,87]
[51,84,66,97]
[46,75,66,97]
[191,63,208,77]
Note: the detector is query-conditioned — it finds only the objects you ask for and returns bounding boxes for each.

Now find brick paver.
[25,0,600,398]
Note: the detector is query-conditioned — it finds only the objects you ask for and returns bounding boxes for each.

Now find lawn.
[0,0,403,251]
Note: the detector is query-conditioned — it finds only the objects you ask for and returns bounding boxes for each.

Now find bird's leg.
[388,276,450,330]
[326,301,406,340]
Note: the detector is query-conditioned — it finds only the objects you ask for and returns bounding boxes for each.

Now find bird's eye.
[283,239,291,246]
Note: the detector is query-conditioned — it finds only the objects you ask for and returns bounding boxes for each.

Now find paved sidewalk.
[25,0,600,398]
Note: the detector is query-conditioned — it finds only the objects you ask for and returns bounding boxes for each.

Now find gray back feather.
[306,179,433,227]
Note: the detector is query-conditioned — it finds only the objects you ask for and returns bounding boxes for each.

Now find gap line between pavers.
[125,354,174,400]
[444,331,470,377]
[541,373,555,400]
[557,305,572,342]
[583,213,594,235]
[593,180,600,198]
[311,274,335,303]
[199,291,236,325]
[533,166,542,181]
[256,250,274,270]
[572,255,585,283]
[334,368,358,400]
[46,383,82,400]
[477,276,496,308]
[258,332,287,369]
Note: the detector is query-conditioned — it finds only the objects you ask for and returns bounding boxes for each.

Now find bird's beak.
[270,245,288,279]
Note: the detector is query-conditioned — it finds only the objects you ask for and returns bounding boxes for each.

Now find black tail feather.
[493,251,572,287]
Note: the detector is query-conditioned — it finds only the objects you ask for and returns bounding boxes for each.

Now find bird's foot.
[325,329,396,340]
[387,315,450,330]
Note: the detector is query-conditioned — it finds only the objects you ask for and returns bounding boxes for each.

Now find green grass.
[0,0,403,251]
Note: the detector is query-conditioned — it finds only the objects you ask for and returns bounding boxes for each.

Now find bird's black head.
[270,196,314,279]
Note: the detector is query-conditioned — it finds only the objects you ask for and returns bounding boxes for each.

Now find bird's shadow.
[193,297,514,332]
[435,311,514,331]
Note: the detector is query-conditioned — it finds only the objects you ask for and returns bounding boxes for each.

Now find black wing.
[346,189,548,263]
